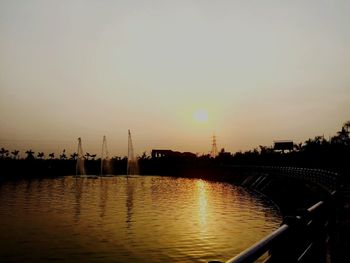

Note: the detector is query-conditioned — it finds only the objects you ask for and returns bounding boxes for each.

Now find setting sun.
[193,109,208,123]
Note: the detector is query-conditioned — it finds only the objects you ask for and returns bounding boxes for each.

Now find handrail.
[225,224,290,263]
[225,199,331,263]
[307,201,324,214]
[215,167,340,263]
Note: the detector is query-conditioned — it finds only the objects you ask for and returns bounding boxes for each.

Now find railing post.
[268,215,305,263]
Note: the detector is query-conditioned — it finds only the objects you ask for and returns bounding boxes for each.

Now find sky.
[0,0,349,157]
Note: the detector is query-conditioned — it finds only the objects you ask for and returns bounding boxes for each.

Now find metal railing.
[228,166,340,193]
[215,167,340,263]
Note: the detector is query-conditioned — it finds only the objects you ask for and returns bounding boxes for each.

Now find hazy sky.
[1,0,349,157]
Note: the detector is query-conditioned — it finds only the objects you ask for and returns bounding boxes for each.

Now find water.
[0,176,281,262]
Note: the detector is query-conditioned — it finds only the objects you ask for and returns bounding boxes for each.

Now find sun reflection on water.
[197,180,208,229]
[0,176,281,263]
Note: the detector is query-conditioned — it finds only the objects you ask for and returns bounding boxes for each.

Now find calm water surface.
[0,176,281,262]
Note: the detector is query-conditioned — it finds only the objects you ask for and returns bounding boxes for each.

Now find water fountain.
[76,137,85,176]
[100,135,112,176]
[127,130,139,175]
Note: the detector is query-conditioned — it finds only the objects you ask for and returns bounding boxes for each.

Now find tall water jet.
[100,135,111,175]
[76,137,85,176]
[127,130,139,175]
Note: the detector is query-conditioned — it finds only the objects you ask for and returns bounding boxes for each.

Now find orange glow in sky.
[0,1,349,157]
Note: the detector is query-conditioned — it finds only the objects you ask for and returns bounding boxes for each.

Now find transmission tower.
[76,137,85,175]
[127,130,139,175]
[101,135,109,175]
[211,134,218,158]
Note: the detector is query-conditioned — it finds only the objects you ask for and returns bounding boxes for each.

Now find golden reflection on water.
[0,176,281,263]
[197,180,208,228]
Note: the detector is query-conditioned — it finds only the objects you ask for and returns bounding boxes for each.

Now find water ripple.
[0,176,281,262]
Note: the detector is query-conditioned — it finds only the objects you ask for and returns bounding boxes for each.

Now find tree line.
[0,121,349,177]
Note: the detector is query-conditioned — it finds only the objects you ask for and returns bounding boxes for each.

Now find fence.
[213,166,340,263]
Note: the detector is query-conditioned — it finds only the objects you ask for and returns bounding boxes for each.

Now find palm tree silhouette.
[85,152,91,160]
[49,153,55,159]
[37,152,45,159]
[11,150,20,159]
[25,149,35,160]
[70,152,78,160]
[60,149,67,160]
[0,148,9,158]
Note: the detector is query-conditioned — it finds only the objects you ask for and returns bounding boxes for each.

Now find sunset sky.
[0,0,349,157]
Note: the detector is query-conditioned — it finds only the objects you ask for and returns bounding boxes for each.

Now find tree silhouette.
[332,125,350,145]
[303,136,327,151]
[11,150,20,159]
[25,149,35,160]
[139,151,150,160]
[85,152,91,160]
[49,153,55,159]
[343,120,350,132]
[59,149,67,160]
[70,152,78,160]
[293,143,303,152]
[37,152,45,159]
[259,145,274,154]
[0,148,9,159]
